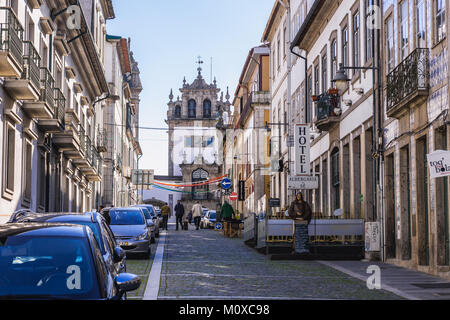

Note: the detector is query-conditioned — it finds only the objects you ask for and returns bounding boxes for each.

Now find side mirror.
[113,246,126,263]
[115,273,141,294]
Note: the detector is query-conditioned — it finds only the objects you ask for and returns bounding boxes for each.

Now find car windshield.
[109,210,145,225]
[0,235,98,299]
[62,221,105,255]
[139,208,151,220]
[209,212,216,219]
[145,206,155,215]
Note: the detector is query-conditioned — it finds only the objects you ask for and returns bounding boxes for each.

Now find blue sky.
[107,0,274,175]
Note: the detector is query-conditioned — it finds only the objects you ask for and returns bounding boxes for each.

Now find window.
[203,99,211,118]
[386,16,394,73]
[352,11,360,75]
[400,0,409,60]
[283,24,287,59]
[331,148,340,211]
[314,65,320,95]
[331,39,338,83]
[342,26,349,67]
[22,138,33,206]
[416,0,426,48]
[37,150,46,210]
[174,105,181,118]
[307,74,312,123]
[321,53,327,92]
[3,120,15,199]
[277,34,281,70]
[188,99,196,118]
[365,0,374,62]
[436,0,446,43]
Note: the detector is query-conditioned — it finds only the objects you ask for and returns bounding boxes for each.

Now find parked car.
[200,210,217,229]
[9,212,126,274]
[103,207,152,258]
[134,207,156,243]
[134,204,160,237]
[0,223,141,300]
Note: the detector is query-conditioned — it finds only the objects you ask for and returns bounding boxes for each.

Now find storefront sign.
[294,124,310,176]
[427,150,450,179]
[288,176,319,190]
[365,222,381,252]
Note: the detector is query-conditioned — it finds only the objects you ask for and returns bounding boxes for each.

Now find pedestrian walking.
[188,211,193,225]
[182,209,189,230]
[161,203,171,230]
[174,200,185,231]
[192,201,203,230]
[288,192,312,254]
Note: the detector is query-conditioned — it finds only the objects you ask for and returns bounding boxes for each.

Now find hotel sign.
[294,124,310,176]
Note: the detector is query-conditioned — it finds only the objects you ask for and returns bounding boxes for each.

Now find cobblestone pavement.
[156,223,402,300]
[125,240,158,300]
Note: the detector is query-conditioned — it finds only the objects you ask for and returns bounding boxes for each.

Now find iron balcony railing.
[23,41,41,90]
[314,92,340,122]
[386,48,430,112]
[54,88,65,128]
[40,67,55,107]
[86,135,93,164]
[0,7,23,67]
[79,127,86,154]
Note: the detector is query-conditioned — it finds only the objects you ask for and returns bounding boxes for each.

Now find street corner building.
[165,63,232,213]
[0,0,143,223]
[273,0,449,278]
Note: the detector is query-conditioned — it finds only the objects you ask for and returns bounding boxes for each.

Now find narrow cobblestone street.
[147,220,401,300]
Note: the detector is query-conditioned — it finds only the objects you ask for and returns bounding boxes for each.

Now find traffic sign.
[221,178,232,190]
[229,192,238,201]
[215,222,223,230]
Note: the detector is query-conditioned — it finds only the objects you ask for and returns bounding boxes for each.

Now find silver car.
[107,207,151,258]
[134,204,160,238]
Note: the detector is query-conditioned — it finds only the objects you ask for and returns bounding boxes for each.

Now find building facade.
[381,0,449,278]
[231,45,271,217]
[0,0,141,223]
[166,65,231,212]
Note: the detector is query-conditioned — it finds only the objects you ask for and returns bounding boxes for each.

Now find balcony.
[53,125,82,159]
[252,91,271,104]
[97,128,107,153]
[38,88,65,133]
[22,68,55,119]
[4,41,40,100]
[313,92,341,132]
[386,48,430,119]
[0,7,23,78]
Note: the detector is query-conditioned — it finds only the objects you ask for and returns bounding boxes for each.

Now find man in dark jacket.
[288,192,312,223]
[174,200,185,231]
[220,201,234,222]
[288,192,313,254]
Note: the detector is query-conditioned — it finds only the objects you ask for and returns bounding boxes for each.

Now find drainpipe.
[278,0,291,207]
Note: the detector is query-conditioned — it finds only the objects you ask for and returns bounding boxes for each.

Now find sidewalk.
[319,260,450,300]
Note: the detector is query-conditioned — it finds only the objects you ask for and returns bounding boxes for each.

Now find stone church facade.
[166,64,231,212]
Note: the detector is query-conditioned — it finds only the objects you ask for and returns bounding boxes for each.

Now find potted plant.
[328,88,339,95]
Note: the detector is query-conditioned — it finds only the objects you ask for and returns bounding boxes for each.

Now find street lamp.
[332,64,351,92]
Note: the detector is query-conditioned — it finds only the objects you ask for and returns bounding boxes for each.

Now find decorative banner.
[294,124,310,176]
[427,150,450,179]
